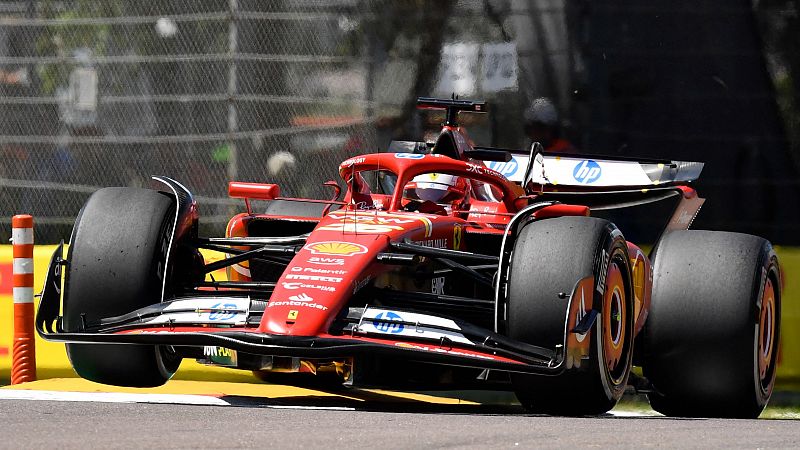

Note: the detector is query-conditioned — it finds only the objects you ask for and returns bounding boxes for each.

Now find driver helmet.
[403,173,468,205]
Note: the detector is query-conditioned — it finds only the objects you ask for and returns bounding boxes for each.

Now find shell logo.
[304,241,368,257]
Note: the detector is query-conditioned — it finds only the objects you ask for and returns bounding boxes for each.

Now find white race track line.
[0,389,230,406]
[0,390,659,415]
[608,410,663,418]
[0,389,356,410]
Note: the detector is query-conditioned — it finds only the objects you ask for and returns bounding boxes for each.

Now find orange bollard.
[11,214,36,384]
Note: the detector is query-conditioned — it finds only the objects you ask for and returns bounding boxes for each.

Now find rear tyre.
[64,187,182,387]
[642,231,780,418]
[507,217,634,415]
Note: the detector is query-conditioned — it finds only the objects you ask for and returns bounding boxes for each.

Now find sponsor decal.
[328,212,414,224]
[352,276,371,294]
[573,160,602,184]
[453,225,463,250]
[286,274,343,283]
[394,152,425,159]
[415,238,447,249]
[364,308,462,330]
[289,293,313,302]
[327,213,415,225]
[203,346,236,357]
[597,248,609,294]
[269,292,329,311]
[373,311,405,333]
[359,307,474,345]
[308,257,345,266]
[318,223,403,234]
[290,266,347,275]
[420,217,433,238]
[340,156,365,167]
[287,310,299,320]
[486,159,519,178]
[161,298,250,313]
[202,346,238,366]
[208,303,240,321]
[466,162,505,180]
[282,282,336,293]
[304,241,368,257]
[394,342,495,361]
[354,201,374,211]
[483,166,505,179]
[466,163,483,174]
[269,300,328,311]
[325,212,433,238]
[432,277,446,295]
[574,287,589,343]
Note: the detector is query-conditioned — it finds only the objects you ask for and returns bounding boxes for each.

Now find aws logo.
[573,160,602,184]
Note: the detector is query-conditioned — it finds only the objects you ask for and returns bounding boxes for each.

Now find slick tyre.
[63,187,182,387]
[642,231,780,418]
[507,217,634,416]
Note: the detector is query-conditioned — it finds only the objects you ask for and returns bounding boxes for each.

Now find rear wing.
[484,146,703,192]
[386,140,703,192]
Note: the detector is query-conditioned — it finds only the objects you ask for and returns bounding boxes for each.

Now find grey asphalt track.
[0,398,798,449]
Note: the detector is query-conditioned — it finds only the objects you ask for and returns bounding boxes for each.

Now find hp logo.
[373,311,404,333]
[573,160,601,184]
[486,159,519,177]
[208,302,239,321]
[394,153,425,159]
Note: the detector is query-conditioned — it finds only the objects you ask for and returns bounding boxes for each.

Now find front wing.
[36,244,595,376]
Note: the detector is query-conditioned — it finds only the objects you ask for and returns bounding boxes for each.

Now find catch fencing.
[2,1,797,244]
[0,0,559,242]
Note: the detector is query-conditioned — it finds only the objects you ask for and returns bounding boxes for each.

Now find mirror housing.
[228,182,280,200]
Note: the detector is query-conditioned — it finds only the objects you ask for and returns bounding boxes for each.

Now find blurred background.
[0,0,798,243]
[0,0,798,391]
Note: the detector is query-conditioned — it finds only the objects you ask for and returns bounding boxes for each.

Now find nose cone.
[260,234,387,336]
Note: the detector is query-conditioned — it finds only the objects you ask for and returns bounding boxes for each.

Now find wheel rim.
[758,277,776,387]
[603,262,626,378]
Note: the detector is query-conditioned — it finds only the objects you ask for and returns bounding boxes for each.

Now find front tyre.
[64,187,182,387]
[507,217,634,415]
[642,231,781,418]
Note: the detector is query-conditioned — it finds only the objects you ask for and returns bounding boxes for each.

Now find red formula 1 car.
[38,97,780,418]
